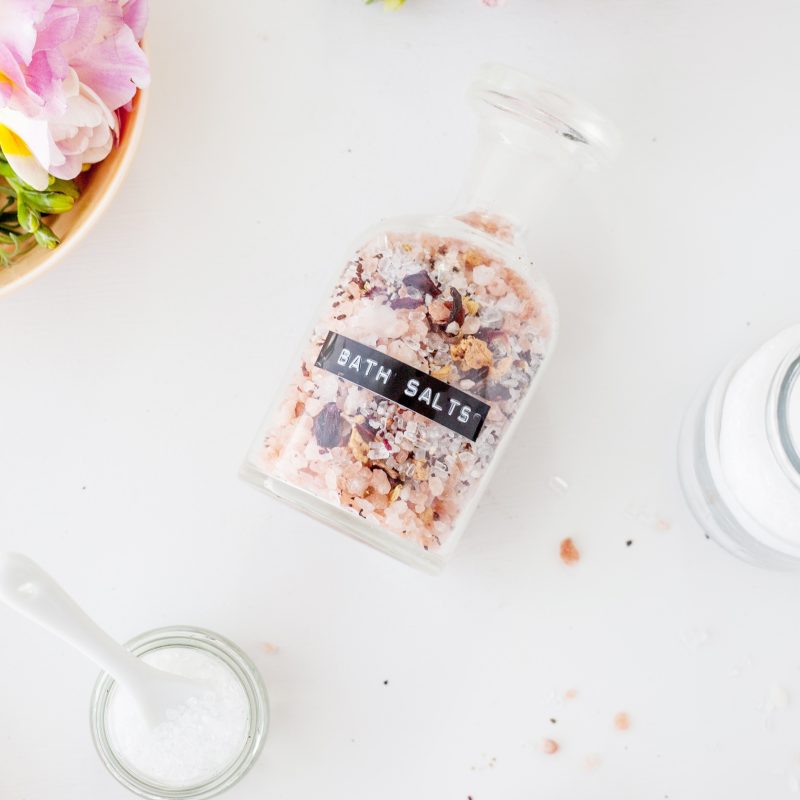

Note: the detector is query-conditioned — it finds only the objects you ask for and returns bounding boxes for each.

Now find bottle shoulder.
[349,213,541,278]
[341,212,559,342]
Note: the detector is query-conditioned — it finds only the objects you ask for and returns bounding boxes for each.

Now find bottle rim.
[468,63,619,167]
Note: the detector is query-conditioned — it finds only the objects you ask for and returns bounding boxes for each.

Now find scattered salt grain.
[107,646,250,788]
[559,537,580,565]
[472,265,495,285]
[680,627,710,649]
[541,738,559,755]
[583,753,603,771]
[765,684,790,713]
[548,476,569,495]
[613,711,631,731]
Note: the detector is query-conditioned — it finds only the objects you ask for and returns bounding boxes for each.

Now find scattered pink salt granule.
[253,231,552,553]
[559,537,581,565]
[541,738,560,755]
[613,711,631,731]
[583,753,603,771]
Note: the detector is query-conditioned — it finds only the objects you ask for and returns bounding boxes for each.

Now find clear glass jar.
[242,64,613,572]
[679,324,800,568]
[90,626,268,800]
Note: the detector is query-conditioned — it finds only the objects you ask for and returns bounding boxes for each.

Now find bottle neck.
[453,65,615,244]
[453,125,568,242]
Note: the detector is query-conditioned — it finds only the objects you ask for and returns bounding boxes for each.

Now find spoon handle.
[0,552,142,684]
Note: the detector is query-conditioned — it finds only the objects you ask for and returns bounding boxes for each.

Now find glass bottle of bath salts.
[242,65,613,572]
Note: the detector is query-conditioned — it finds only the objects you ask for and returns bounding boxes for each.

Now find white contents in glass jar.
[107,646,250,788]
[718,324,800,553]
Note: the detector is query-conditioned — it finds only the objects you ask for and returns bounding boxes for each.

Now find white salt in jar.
[90,627,268,799]
[679,324,800,568]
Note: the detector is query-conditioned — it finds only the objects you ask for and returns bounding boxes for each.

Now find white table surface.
[3,1,800,798]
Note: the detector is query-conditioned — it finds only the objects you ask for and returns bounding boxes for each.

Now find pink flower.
[0,0,148,187]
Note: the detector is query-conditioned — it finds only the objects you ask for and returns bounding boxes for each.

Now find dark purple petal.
[486,383,512,401]
[355,422,377,441]
[461,366,490,383]
[402,271,441,297]
[313,402,343,448]
[389,296,425,310]
[447,287,464,326]
[475,328,506,344]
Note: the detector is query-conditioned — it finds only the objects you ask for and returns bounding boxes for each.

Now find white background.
[2,1,800,798]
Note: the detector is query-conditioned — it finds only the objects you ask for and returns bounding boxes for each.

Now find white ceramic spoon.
[0,552,205,726]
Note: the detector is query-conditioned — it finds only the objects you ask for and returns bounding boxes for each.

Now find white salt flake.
[472,265,494,285]
[765,683,791,713]
[679,627,710,649]
[548,476,569,495]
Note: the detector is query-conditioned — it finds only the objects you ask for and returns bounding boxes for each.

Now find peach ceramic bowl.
[0,86,149,298]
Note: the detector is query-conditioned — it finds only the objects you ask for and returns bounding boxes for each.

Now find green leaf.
[0,153,81,265]
[22,190,74,214]
[33,222,59,249]
[47,177,80,199]
[16,199,40,233]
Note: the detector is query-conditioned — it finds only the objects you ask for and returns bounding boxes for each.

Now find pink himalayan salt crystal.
[541,738,559,755]
[428,477,445,497]
[613,711,631,731]
[559,537,580,565]
[584,754,603,771]
[472,265,495,285]
[371,469,392,495]
[429,298,451,323]
[488,278,509,297]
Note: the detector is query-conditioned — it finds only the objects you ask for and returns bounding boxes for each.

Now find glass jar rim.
[768,344,800,486]
[90,626,268,800]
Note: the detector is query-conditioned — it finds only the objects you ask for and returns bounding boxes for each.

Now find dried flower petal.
[450,336,493,371]
[390,296,425,310]
[313,402,343,448]
[486,383,511,401]
[403,270,441,297]
[355,422,377,441]
[447,287,465,326]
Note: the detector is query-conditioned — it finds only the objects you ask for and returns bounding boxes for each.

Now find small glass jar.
[242,64,613,572]
[679,324,800,568]
[90,626,268,800]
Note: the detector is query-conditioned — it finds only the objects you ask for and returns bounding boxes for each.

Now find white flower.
[0,68,117,190]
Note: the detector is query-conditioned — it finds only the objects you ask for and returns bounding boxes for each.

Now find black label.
[314,331,490,442]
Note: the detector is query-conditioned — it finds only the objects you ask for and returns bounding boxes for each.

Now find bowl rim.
[0,84,150,299]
